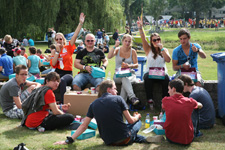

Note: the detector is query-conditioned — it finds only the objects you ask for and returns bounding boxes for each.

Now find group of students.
[0,12,216,147]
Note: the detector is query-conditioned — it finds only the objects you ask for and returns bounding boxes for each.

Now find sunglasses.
[56,38,63,41]
[152,38,161,42]
[86,40,94,43]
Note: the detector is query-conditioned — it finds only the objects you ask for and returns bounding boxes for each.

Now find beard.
[183,92,191,97]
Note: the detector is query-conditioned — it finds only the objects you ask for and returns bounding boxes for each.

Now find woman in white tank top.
[108,34,140,106]
[137,17,171,109]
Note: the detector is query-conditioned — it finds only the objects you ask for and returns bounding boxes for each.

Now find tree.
[147,0,168,28]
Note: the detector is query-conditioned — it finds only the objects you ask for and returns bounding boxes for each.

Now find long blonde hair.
[55,32,67,46]
[122,34,133,48]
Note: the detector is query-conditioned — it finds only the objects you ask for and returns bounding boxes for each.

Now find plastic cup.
[153,116,158,120]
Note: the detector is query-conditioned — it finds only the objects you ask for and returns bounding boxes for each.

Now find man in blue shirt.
[172,28,206,86]
[55,80,164,145]
[179,74,215,129]
[0,48,13,79]
[96,29,103,45]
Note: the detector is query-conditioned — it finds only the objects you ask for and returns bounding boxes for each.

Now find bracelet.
[138,27,142,29]
[113,46,116,49]
[161,48,164,51]
[181,64,183,68]
[65,136,74,144]
[140,32,144,34]
[60,104,62,110]
[102,65,106,69]
[55,51,59,55]
[197,48,200,53]
[83,65,86,70]
[79,23,83,26]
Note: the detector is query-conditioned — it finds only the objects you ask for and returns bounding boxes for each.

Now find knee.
[73,84,81,91]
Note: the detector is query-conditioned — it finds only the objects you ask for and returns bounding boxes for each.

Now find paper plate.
[143,125,156,134]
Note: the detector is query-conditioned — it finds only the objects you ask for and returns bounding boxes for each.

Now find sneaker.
[195,131,203,137]
[146,135,165,143]
[130,97,140,105]
[148,99,154,104]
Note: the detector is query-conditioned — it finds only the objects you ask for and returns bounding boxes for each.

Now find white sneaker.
[146,135,165,143]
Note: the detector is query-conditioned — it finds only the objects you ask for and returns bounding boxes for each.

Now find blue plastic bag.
[91,66,105,78]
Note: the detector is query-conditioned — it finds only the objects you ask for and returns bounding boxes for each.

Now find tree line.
[0,0,124,40]
[1,0,225,41]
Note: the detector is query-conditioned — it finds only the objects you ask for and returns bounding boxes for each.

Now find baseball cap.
[12,48,21,54]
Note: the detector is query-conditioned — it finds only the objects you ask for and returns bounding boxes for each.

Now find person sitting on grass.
[21,47,28,59]
[0,48,13,80]
[162,79,203,145]
[54,80,164,146]
[178,74,215,129]
[21,72,80,131]
[12,47,27,71]
[0,65,41,119]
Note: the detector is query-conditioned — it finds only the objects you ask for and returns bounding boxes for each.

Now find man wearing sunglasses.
[0,65,41,119]
[73,33,108,92]
[172,28,206,86]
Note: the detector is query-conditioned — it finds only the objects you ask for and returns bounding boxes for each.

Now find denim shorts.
[72,73,104,89]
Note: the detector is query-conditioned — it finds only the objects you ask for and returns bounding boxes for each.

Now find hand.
[134,113,141,120]
[121,62,129,68]
[54,141,67,145]
[137,16,143,28]
[79,12,85,24]
[183,64,190,70]
[56,43,63,53]
[62,103,71,111]
[156,43,163,49]
[85,65,92,74]
[192,44,198,52]
[115,40,120,47]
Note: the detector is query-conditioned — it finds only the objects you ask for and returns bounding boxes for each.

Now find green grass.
[0,28,223,149]
[1,106,225,150]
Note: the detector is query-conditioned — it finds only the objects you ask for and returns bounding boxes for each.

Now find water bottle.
[159,112,163,120]
[37,126,45,132]
[145,113,150,128]
[107,71,111,80]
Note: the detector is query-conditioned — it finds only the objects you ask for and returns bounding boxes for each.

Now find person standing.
[172,28,206,86]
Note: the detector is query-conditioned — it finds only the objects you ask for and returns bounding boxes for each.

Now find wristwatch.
[197,48,200,53]
[102,65,106,69]
[65,136,74,144]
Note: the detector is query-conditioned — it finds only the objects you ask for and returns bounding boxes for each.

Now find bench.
[116,80,218,110]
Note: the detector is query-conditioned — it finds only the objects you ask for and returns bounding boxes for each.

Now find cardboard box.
[64,91,98,116]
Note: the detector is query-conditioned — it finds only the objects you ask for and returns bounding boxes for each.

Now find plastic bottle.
[159,112,163,120]
[107,71,111,80]
[145,113,150,128]
[37,126,45,132]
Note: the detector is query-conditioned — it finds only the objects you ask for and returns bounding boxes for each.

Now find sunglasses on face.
[86,40,94,43]
[152,38,161,42]
[56,38,63,41]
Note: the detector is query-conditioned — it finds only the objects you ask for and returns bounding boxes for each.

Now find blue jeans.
[72,73,104,89]
[126,120,146,144]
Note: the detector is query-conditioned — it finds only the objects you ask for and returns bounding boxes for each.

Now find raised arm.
[70,13,85,46]
[137,16,151,55]
[107,40,120,59]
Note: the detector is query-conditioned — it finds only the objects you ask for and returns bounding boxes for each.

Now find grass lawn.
[0,28,223,149]
[1,106,225,150]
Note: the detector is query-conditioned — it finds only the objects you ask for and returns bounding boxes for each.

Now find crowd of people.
[0,12,216,147]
